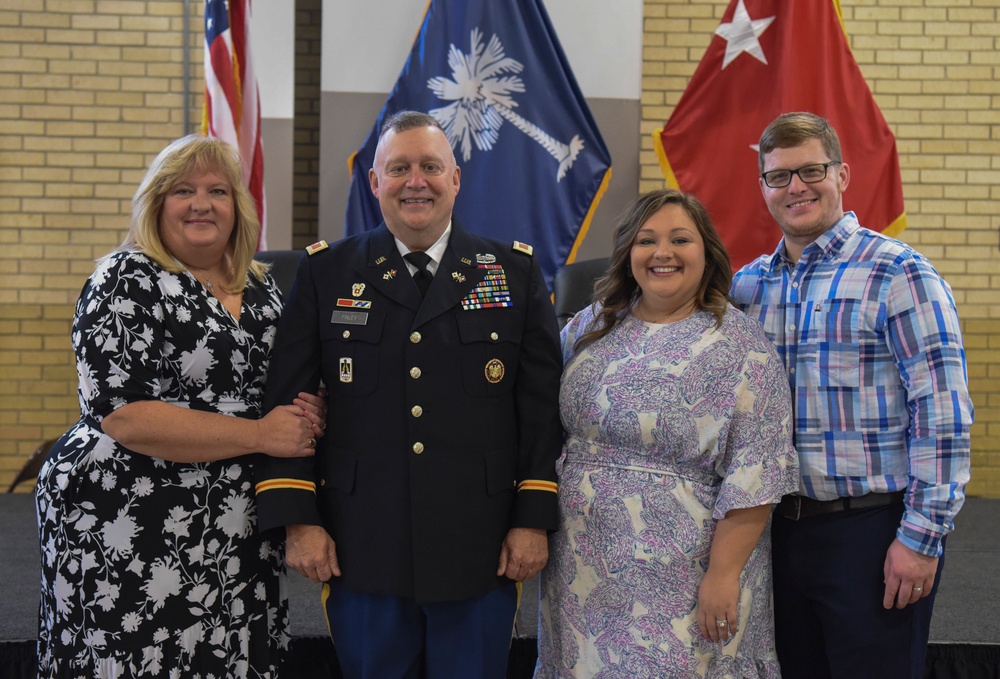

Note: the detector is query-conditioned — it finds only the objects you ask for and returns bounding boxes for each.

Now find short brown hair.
[758,112,843,172]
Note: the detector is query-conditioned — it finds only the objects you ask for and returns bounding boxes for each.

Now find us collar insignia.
[461,257,472,265]
[375,256,388,265]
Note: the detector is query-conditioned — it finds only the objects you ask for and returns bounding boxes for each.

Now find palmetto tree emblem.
[427,28,584,181]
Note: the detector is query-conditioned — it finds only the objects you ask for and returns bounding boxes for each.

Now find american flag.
[203,0,267,249]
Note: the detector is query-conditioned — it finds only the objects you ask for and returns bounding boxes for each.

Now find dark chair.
[7,438,57,493]
[552,257,610,328]
[253,249,304,299]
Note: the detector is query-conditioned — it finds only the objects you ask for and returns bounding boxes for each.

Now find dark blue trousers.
[772,502,944,679]
[322,581,518,679]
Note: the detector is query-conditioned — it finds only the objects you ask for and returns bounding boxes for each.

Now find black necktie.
[404,251,433,297]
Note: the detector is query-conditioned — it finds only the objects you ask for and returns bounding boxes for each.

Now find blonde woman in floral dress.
[35,135,325,678]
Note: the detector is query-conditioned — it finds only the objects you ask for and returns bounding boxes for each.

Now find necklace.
[204,279,214,293]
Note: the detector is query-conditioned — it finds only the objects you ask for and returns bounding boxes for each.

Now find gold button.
[410,366,421,379]
[342,330,350,339]
[412,442,424,454]
[490,332,499,341]
[411,405,423,417]
[319,478,326,486]
[410,331,422,343]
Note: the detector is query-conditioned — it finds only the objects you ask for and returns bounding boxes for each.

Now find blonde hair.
[104,134,266,292]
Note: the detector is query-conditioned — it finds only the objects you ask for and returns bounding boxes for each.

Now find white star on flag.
[714,0,776,69]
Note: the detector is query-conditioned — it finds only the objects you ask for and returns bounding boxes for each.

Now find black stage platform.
[3,493,998,677]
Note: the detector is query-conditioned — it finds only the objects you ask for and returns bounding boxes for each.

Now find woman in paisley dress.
[35,135,326,678]
[535,189,798,678]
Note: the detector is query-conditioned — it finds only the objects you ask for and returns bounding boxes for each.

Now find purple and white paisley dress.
[35,252,289,678]
[536,306,797,679]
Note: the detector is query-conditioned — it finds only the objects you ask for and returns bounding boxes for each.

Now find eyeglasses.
[761,162,841,188]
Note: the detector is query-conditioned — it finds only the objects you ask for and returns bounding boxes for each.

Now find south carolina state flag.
[345,0,612,289]
[656,0,905,270]
[203,0,267,249]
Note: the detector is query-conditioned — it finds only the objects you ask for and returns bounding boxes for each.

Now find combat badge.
[339,357,353,383]
[485,358,505,384]
[476,253,496,264]
[306,240,328,255]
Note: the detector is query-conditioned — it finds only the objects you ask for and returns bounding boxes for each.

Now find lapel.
[412,224,488,328]
[357,225,421,313]
[354,223,492,328]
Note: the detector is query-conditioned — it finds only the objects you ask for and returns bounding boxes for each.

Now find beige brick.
[96,1,147,15]
[95,30,147,46]
[97,60,146,77]
[69,44,121,61]
[0,181,43,198]
[47,89,96,106]
[45,29,96,45]
[121,46,179,63]
[71,14,120,30]
[94,91,144,107]
[47,1,98,12]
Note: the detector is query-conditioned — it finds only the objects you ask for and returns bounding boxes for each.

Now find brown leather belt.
[775,490,905,521]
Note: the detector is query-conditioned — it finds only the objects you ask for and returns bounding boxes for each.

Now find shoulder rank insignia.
[306,240,329,255]
[512,241,533,256]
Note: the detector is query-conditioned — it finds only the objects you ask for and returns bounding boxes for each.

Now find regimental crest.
[485,358,505,384]
[352,283,365,298]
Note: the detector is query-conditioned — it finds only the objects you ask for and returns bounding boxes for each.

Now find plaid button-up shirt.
[731,212,973,557]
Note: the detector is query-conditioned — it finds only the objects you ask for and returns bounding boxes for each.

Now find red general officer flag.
[655,0,905,270]
[203,0,267,249]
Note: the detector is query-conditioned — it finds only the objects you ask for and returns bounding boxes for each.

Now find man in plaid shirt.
[731,112,973,679]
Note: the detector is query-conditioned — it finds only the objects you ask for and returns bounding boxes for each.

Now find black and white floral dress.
[36,251,289,678]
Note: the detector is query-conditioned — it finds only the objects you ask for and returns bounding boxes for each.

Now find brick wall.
[642,1,1000,497]
[0,0,203,491]
[2,1,997,497]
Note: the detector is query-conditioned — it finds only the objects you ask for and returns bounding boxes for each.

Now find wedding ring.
[716,620,728,628]
[913,587,923,593]
[307,437,316,448]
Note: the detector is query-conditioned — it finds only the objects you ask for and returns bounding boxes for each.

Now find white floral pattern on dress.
[535,306,798,679]
[36,252,289,678]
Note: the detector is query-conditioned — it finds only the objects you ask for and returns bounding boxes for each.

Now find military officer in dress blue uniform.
[255,111,563,679]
